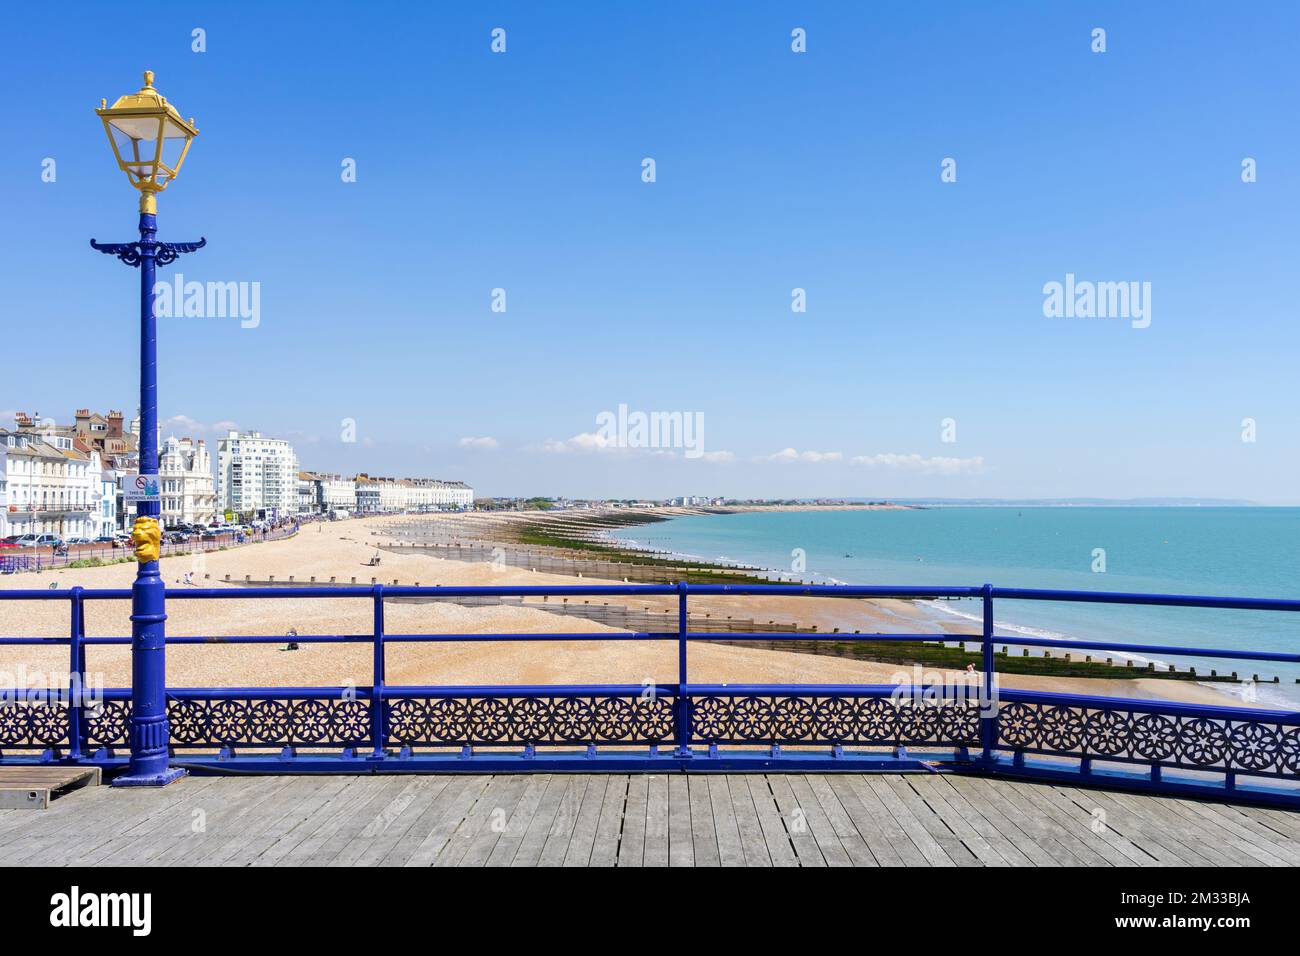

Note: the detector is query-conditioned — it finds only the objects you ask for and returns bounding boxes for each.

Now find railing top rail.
[989,586,1300,613]
[4,581,1298,611]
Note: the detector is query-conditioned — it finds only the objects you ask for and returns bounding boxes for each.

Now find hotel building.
[215,431,300,520]
[158,436,216,527]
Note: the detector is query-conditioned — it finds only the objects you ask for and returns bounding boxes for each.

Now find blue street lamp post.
[90,71,204,786]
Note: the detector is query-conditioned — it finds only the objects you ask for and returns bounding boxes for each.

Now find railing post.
[370,583,386,759]
[979,583,996,765]
[675,580,691,758]
[66,586,86,762]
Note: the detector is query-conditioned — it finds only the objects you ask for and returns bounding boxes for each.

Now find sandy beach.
[0,513,1241,707]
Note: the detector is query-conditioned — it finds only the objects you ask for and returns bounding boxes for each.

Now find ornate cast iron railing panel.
[384,692,676,746]
[0,700,72,749]
[995,691,1300,779]
[687,689,982,747]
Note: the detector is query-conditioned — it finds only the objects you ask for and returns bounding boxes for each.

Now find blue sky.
[3,2,1298,501]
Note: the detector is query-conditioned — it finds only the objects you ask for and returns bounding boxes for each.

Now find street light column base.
[111,767,187,788]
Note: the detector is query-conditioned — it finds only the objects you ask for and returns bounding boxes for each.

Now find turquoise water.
[610,508,1300,704]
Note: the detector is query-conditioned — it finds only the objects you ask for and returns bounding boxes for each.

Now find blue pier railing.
[0,582,1298,807]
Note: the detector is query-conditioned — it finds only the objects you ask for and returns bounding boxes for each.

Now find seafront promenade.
[7,771,1300,867]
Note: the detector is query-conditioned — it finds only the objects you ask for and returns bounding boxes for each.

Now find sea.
[608,507,1300,708]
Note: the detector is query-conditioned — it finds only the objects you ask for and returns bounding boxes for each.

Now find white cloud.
[541,432,675,456]
[458,436,499,450]
[542,432,613,453]
[700,450,735,463]
[851,453,985,475]
[162,414,239,436]
[762,447,843,463]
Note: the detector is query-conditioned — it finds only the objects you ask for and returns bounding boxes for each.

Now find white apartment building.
[354,476,380,513]
[95,470,118,538]
[0,426,103,539]
[320,474,356,513]
[378,478,405,512]
[158,436,216,527]
[406,478,472,510]
[215,431,299,520]
[297,472,356,515]
[348,475,471,513]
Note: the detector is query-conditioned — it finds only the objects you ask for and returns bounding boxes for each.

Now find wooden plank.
[483,774,552,867]
[330,776,443,867]
[939,775,1060,867]
[149,776,273,866]
[127,776,299,866]
[618,774,649,867]
[997,781,1126,866]
[563,774,611,867]
[254,780,390,868]
[1241,805,1300,840]
[73,776,228,867]
[1052,786,1209,866]
[587,775,628,868]
[707,776,746,866]
[435,774,530,867]
[858,775,959,867]
[725,774,771,866]
[643,774,669,866]
[119,776,294,868]
[962,776,1090,866]
[880,775,982,867]
[278,777,400,866]
[458,774,541,867]
[799,775,877,867]
[967,780,1097,868]
[687,776,721,866]
[510,774,570,867]
[1086,788,1259,867]
[538,775,591,867]
[401,776,494,867]
[991,780,1106,865]
[667,774,695,867]
[745,774,798,867]
[823,775,908,866]
[773,774,845,866]
[2,775,208,865]
[209,776,339,867]
[0,766,100,809]
[903,774,1016,866]
[1165,799,1300,867]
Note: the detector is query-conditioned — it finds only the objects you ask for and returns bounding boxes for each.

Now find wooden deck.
[2,772,1299,866]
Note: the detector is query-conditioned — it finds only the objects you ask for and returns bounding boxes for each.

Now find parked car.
[33,534,63,548]
[0,536,23,549]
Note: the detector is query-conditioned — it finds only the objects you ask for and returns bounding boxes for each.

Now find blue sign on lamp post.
[90,71,204,786]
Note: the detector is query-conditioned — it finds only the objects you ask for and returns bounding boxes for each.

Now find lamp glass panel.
[108,116,161,175]
[158,122,190,172]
